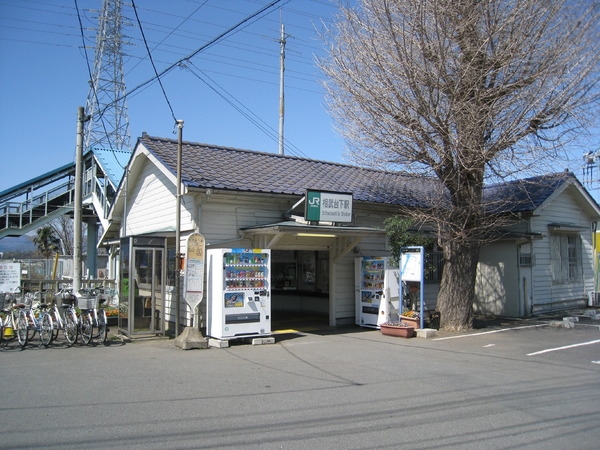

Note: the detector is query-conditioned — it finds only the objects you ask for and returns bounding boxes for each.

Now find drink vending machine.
[355,256,400,328]
[206,248,271,339]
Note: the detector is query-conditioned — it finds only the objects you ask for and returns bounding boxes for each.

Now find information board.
[184,233,205,310]
[0,262,21,293]
[400,248,423,282]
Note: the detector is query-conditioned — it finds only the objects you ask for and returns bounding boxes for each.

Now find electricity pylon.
[84,0,131,151]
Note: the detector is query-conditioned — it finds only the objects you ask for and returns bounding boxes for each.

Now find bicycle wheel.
[80,311,93,345]
[50,311,60,342]
[39,313,53,347]
[25,311,36,342]
[63,309,78,346]
[17,309,28,347]
[95,309,108,345]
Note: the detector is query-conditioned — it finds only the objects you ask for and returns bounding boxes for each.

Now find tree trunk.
[437,239,480,331]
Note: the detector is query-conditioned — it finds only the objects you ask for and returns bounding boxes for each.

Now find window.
[550,232,582,283]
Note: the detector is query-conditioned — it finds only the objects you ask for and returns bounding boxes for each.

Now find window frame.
[550,231,583,284]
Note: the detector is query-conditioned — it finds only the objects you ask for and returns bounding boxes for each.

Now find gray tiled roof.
[483,172,577,213]
[140,135,435,207]
[139,135,578,213]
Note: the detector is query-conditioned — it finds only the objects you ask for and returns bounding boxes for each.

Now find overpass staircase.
[0,149,130,240]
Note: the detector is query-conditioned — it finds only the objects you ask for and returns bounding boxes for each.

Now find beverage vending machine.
[207,248,271,339]
[355,257,399,328]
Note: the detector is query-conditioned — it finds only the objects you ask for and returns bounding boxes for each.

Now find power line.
[185,61,311,159]
[131,0,177,123]
[96,0,288,120]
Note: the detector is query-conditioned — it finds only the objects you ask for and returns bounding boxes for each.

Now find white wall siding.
[124,158,194,236]
[529,187,593,312]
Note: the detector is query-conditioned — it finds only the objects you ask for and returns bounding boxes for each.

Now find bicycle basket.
[76,294,98,310]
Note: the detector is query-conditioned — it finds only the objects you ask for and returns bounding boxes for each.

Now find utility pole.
[278,23,286,155]
[175,120,184,335]
[74,106,90,293]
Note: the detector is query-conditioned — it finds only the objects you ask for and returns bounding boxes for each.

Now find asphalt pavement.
[1,310,599,449]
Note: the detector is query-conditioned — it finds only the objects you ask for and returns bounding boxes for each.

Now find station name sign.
[305,190,353,223]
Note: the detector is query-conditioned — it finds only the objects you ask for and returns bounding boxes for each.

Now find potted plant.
[400,309,420,329]
[380,321,415,338]
[105,306,119,325]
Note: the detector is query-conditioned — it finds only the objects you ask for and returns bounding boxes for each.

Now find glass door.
[119,236,166,337]
[132,247,164,334]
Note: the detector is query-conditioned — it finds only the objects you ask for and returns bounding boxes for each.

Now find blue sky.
[0,0,345,192]
[1,0,599,203]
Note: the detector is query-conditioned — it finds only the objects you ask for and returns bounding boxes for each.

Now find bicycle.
[47,290,79,346]
[18,301,54,348]
[1,298,27,348]
[77,290,108,346]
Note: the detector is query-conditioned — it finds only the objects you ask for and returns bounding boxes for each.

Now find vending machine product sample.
[355,257,399,328]
[207,248,271,339]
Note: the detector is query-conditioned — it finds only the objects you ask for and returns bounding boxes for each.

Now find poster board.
[184,233,205,310]
[0,262,21,293]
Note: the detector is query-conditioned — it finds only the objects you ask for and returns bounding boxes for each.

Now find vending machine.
[355,257,400,328]
[206,248,271,339]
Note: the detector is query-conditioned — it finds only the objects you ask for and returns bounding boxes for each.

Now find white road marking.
[483,344,495,348]
[526,339,600,356]
[433,324,547,340]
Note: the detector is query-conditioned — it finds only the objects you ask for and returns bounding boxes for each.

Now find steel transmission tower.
[84,0,130,151]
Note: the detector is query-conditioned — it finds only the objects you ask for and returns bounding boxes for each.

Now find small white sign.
[0,262,21,292]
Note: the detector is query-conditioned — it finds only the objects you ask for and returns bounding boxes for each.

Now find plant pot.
[380,323,415,338]
[400,316,420,329]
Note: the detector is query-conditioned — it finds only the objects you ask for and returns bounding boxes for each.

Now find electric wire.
[131,0,177,123]
[74,0,113,152]
[185,61,311,159]
[126,0,209,80]
[96,0,288,120]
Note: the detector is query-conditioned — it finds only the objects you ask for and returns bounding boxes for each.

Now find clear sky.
[0,0,345,192]
[1,0,599,203]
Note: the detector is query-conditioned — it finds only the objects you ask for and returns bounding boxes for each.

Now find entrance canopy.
[240,221,386,262]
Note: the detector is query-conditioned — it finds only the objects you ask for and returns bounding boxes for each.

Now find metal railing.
[0,164,113,234]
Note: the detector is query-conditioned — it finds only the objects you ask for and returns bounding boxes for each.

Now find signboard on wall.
[305,190,353,223]
[184,233,205,310]
[0,262,21,292]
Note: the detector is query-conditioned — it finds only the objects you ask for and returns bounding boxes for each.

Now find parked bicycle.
[18,300,54,348]
[46,289,79,346]
[1,296,27,348]
[77,290,108,346]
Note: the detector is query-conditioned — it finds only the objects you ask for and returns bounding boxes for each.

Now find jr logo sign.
[305,190,353,223]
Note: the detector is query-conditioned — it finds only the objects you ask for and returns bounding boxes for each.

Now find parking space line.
[526,339,600,356]
[433,324,547,340]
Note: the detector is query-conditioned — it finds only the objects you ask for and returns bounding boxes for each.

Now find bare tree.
[320,0,600,330]
[49,215,74,256]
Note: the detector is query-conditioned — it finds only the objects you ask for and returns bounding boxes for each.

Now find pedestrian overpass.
[0,148,131,242]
